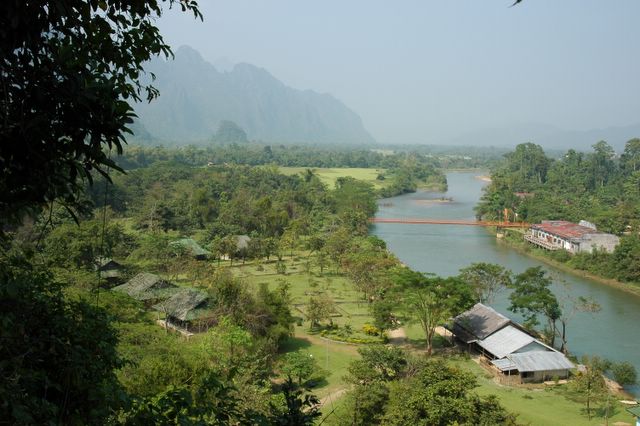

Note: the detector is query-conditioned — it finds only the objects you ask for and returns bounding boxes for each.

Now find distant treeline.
[114,143,503,171]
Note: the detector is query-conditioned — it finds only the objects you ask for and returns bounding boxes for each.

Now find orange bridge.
[370,218,530,228]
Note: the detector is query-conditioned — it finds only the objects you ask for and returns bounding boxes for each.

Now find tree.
[556,295,601,354]
[269,377,321,426]
[0,0,202,225]
[305,294,334,330]
[397,270,474,355]
[381,360,520,426]
[567,356,608,421]
[611,361,637,388]
[0,253,124,424]
[459,262,512,304]
[280,352,319,386]
[508,267,562,347]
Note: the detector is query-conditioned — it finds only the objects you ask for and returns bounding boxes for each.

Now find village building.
[112,272,177,303]
[94,257,124,283]
[524,220,620,254]
[170,238,211,260]
[627,406,640,426]
[152,288,214,334]
[449,303,575,383]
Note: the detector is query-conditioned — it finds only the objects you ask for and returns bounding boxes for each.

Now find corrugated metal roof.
[532,221,602,240]
[507,351,574,372]
[477,325,536,359]
[492,358,516,371]
[453,303,511,341]
[627,406,640,417]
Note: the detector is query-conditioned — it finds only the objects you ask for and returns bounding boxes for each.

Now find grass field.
[278,167,386,190]
[138,246,636,426]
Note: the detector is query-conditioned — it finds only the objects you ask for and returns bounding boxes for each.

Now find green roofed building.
[170,238,211,260]
[153,288,214,332]
[112,272,177,302]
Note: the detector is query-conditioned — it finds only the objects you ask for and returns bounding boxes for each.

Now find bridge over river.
[370,218,529,228]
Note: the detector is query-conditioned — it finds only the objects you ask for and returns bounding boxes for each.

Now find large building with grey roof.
[449,303,574,383]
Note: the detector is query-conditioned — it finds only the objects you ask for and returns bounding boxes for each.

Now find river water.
[372,171,639,395]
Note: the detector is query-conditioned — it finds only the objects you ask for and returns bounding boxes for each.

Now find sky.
[158,1,640,145]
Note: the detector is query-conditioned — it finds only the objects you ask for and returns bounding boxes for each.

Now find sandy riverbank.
[475,175,491,182]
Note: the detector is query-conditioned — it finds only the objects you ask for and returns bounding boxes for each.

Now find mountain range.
[132,46,375,145]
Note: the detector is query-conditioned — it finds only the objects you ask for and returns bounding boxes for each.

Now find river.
[372,171,640,395]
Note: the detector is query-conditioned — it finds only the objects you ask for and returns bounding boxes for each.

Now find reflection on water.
[373,171,640,395]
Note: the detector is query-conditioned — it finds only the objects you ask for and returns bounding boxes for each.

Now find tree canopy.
[0,0,201,224]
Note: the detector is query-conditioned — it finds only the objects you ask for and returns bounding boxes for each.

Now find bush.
[362,323,381,336]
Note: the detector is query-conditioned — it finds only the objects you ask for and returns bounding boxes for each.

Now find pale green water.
[373,171,640,395]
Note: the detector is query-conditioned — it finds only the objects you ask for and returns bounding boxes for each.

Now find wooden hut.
[112,272,177,303]
[94,257,124,284]
[152,288,214,333]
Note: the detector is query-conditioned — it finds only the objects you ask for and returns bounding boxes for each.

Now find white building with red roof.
[524,220,619,254]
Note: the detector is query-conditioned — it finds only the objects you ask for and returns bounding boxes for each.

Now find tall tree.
[397,270,474,355]
[508,267,562,347]
[459,262,512,304]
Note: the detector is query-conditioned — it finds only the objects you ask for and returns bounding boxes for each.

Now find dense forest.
[476,140,640,283]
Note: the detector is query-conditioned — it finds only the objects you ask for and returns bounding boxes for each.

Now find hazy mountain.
[445,122,640,152]
[133,46,375,145]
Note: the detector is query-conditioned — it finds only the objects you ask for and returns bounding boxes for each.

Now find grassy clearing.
[448,357,633,426]
[278,167,386,190]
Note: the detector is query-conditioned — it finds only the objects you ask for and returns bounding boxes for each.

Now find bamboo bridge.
[370,218,530,228]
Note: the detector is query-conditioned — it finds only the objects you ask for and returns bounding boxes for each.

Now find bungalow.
[112,272,177,302]
[170,238,211,260]
[450,303,574,383]
[152,288,214,333]
[524,220,619,254]
[94,257,124,283]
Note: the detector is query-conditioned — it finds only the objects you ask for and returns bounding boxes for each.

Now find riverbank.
[497,229,640,298]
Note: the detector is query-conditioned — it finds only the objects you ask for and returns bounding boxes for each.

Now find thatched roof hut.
[94,257,124,280]
[152,288,212,323]
[112,272,176,301]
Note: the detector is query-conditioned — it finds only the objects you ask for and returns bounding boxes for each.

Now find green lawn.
[278,167,386,189]
[448,357,634,426]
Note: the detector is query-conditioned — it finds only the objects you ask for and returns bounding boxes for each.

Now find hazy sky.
[158,1,640,144]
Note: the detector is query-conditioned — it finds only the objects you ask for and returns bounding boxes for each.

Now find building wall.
[578,233,620,254]
[521,369,570,383]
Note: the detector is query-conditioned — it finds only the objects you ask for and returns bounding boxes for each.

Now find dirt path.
[387,327,407,345]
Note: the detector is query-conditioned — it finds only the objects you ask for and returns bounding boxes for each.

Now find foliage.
[306,293,335,329]
[0,251,124,424]
[395,269,474,355]
[0,0,201,225]
[476,140,640,284]
[508,266,561,346]
[459,262,512,304]
[269,378,321,426]
[610,361,637,387]
[567,356,608,420]
[280,351,321,385]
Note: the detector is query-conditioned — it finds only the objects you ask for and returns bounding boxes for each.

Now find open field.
[278,167,386,189]
[449,357,633,426]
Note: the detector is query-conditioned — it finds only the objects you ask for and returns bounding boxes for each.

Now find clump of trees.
[339,346,521,425]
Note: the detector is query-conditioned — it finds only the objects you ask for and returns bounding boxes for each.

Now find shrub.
[362,323,381,336]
